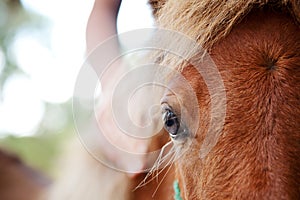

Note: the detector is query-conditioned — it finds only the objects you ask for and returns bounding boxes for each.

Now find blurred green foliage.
[0,102,75,177]
[0,131,71,177]
[0,0,77,178]
[0,0,48,90]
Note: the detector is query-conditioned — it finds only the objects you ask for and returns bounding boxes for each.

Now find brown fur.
[48,1,300,199]
[150,0,300,199]
[0,149,49,200]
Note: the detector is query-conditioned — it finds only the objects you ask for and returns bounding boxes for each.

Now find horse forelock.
[152,0,300,51]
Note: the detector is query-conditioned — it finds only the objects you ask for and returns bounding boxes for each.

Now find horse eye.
[162,109,180,138]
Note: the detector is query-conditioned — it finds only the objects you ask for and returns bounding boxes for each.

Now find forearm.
[86,0,122,53]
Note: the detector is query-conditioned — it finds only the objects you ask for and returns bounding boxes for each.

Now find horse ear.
[290,0,300,24]
[148,0,167,19]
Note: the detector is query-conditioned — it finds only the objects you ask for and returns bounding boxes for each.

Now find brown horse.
[48,1,300,199]
[0,149,49,200]
[149,0,300,199]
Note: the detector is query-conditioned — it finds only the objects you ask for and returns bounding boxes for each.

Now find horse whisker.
[152,154,176,197]
[134,141,176,190]
[136,152,176,190]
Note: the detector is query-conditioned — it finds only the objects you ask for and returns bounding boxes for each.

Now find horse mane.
[150,0,300,50]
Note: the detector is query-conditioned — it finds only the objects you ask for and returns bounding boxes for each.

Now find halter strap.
[173,180,183,200]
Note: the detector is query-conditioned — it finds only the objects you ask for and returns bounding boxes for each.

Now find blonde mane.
[151,0,300,50]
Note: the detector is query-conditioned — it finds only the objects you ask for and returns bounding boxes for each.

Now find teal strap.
[173,180,183,200]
